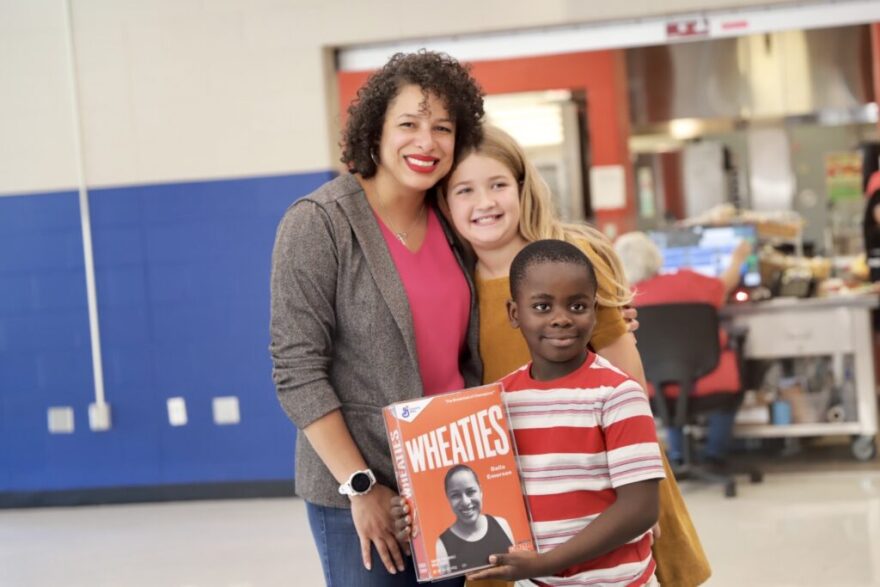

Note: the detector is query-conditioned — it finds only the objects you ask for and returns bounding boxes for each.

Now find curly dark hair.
[341,50,484,178]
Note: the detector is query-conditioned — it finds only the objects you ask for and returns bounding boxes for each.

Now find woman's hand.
[390,495,417,550]
[623,305,639,333]
[466,551,547,582]
[350,484,406,574]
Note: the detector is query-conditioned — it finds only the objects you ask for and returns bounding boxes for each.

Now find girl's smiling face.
[445,153,523,251]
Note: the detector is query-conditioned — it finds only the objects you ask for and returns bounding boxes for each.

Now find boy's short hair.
[509,240,598,299]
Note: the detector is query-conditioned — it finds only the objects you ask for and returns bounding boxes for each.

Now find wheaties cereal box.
[383,383,534,582]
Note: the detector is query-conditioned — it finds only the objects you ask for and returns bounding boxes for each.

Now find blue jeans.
[666,409,737,463]
[306,501,466,587]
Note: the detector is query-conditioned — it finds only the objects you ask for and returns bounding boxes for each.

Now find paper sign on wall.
[590,165,626,210]
[824,152,862,202]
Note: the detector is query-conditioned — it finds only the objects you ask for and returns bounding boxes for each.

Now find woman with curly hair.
[270,51,484,586]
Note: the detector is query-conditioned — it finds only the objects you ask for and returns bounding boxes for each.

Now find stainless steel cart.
[722,294,879,460]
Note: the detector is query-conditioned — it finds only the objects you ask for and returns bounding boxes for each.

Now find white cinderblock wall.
[0,0,799,196]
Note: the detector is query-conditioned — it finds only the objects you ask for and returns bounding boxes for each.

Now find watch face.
[350,472,372,493]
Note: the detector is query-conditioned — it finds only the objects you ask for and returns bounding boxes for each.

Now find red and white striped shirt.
[500,353,665,587]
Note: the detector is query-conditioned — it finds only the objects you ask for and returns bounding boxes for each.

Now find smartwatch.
[338,468,376,496]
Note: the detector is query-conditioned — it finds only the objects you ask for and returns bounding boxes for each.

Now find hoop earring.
[370,149,380,166]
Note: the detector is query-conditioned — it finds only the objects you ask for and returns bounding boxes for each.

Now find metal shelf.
[734,422,863,438]
[724,294,878,461]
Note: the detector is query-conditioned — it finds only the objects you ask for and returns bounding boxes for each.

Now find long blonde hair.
[439,124,632,307]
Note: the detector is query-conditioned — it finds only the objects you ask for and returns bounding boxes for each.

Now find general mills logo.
[398,404,422,422]
[396,399,430,422]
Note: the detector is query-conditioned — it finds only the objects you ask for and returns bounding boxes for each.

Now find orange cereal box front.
[383,383,534,582]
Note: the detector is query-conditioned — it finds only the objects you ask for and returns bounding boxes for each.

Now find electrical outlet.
[167,397,188,426]
[89,402,112,431]
[47,406,75,434]
[213,396,240,425]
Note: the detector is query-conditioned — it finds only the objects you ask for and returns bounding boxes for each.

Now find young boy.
[471,240,664,586]
[394,239,664,586]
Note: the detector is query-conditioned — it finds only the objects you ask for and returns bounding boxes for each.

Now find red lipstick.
[405,155,439,174]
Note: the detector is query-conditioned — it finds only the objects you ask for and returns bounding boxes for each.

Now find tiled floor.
[2,455,880,586]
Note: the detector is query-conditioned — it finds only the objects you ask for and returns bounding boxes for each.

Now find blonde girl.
[439,125,638,383]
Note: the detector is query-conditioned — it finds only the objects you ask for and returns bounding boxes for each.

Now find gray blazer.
[270,173,482,507]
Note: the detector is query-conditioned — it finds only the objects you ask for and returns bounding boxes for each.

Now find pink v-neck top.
[377,208,469,395]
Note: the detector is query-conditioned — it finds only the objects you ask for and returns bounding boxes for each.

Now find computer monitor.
[648,224,761,288]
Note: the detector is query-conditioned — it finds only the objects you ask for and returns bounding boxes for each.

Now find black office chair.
[635,303,760,497]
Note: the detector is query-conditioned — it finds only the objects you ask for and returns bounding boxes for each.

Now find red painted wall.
[337,50,636,234]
